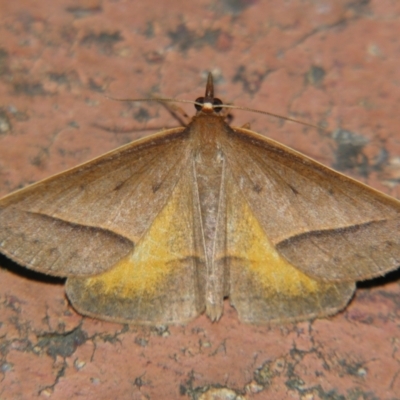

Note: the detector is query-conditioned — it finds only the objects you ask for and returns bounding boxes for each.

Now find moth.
[1,73,399,325]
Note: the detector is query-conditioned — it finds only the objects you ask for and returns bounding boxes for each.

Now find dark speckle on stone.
[37,327,87,359]
[305,65,326,86]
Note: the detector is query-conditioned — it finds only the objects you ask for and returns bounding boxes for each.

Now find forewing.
[223,127,400,282]
[66,163,206,324]
[0,128,191,276]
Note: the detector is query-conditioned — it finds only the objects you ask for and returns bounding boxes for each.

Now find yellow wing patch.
[227,195,321,295]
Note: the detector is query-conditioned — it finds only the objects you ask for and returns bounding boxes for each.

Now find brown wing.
[222,126,400,282]
[0,127,191,276]
[66,164,206,324]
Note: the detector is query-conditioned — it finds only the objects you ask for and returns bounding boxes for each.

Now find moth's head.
[194,72,224,116]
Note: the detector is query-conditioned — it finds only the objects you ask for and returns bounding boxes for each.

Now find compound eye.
[213,98,223,113]
[194,97,204,111]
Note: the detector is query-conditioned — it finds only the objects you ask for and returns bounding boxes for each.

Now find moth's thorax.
[190,112,229,147]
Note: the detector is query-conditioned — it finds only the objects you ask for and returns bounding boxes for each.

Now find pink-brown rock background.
[1,0,400,399]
